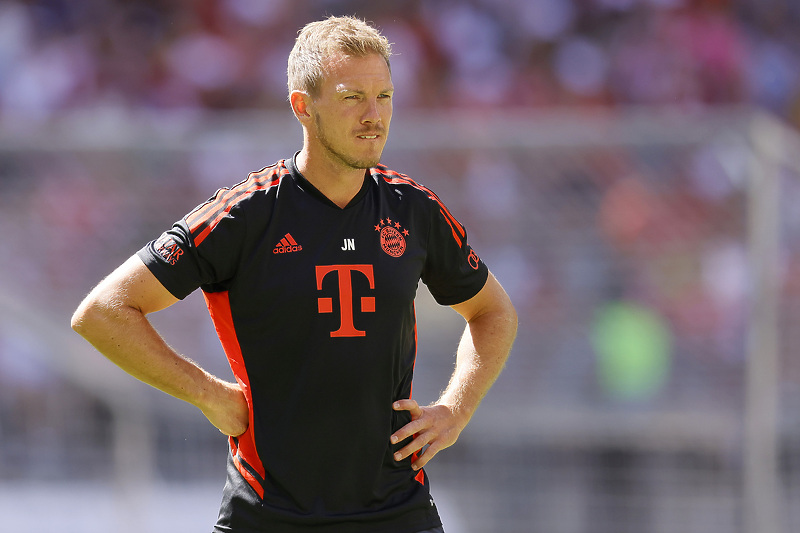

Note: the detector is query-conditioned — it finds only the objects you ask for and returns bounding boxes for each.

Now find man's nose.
[361,99,382,124]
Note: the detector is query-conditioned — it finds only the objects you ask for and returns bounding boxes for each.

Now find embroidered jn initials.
[315,265,375,337]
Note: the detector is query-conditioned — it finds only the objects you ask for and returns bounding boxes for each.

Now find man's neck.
[295,149,368,209]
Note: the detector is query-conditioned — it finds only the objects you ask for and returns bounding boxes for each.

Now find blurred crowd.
[3,0,800,492]
[1,0,800,124]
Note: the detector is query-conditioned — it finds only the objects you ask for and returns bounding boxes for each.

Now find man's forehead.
[322,51,392,85]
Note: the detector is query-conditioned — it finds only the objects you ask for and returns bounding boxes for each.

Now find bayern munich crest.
[375,217,408,257]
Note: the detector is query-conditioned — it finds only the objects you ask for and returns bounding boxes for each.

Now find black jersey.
[137,156,488,533]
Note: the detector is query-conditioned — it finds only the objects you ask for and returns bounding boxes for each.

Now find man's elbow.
[70,308,83,334]
[472,295,518,348]
[71,293,120,340]
[70,297,100,337]
[468,279,519,342]
[507,303,519,335]
[500,299,519,343]
[490,282,518,335]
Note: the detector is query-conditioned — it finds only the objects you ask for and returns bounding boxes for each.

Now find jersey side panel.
[203,289,266,499]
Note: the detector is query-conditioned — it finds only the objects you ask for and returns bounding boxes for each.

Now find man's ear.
[290,91,312,122]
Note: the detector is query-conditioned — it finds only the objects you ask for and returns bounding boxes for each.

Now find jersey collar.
[287,153,373,210]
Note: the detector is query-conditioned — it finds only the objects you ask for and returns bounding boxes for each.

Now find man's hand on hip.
[199,378,250,437]
[390,399,467,471]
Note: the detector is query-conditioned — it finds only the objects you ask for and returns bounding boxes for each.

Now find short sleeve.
[136,203,246,300]
[421,201,488,306]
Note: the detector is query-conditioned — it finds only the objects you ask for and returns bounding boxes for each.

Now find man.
[71,15,517,533]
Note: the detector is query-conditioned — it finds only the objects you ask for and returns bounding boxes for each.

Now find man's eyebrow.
[335,85,395,94]
[334,85,360,94]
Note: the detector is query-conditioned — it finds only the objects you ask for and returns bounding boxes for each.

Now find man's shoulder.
[370,164,439,202]
[207,160,290,209]
[185,160,290,242]
[237,160,291,198]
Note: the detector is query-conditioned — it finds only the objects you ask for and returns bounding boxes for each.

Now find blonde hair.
[287,16,392,97]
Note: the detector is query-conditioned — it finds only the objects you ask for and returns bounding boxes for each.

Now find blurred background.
[2,0,800,532]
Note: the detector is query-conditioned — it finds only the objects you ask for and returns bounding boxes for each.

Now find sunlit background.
[2,1,800,532]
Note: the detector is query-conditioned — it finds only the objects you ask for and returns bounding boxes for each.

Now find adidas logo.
[273,233,303,254]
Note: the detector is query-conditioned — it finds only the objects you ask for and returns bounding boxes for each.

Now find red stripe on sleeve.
[439,208,463,247]
[186,186,236,230]
[187,166,286,247]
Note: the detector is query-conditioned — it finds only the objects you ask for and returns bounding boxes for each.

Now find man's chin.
[347,155,383,170]
[323,142,385,170]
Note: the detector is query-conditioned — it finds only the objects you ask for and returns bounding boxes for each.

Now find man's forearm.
[72,299,247,436]
[71,256,249,436]
[438,303,518,425]
[390,293,517,470]
[72,298,218,407]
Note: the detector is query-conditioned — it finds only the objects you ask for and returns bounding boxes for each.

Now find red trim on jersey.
[409,303,418,400]
[375,166,467,247]
[230,440,264,499]
[439,208,463,247]
[413,456,426,485]
[409,303,426,486]
[186,186,239,231]
[203,290,266,499]
[187,166,288,247]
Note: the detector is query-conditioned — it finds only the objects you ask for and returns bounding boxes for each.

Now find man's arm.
[70,255,249,436]
[391,271,517,470]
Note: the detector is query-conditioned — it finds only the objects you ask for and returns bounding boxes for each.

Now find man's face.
[307,52,394,170]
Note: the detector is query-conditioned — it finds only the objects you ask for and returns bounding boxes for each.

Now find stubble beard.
[313,112,385,170]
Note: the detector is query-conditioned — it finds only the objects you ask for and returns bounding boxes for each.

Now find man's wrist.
[434,398,474,430]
